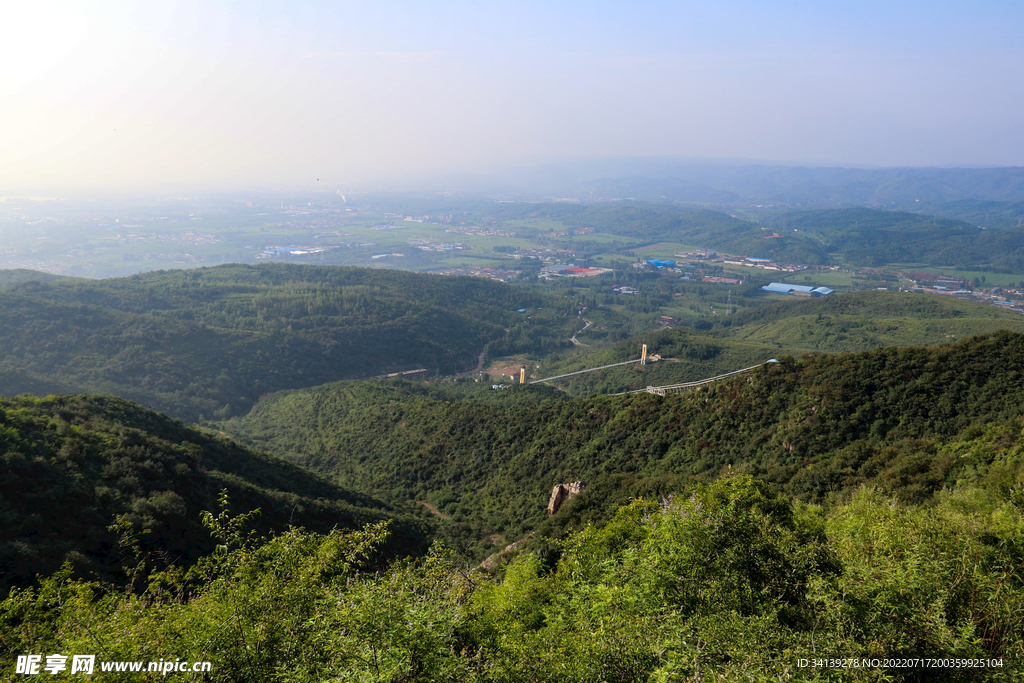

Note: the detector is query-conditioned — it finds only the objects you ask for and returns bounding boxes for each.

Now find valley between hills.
[2,260,1023,681]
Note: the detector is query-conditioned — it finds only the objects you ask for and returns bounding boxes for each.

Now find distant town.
[1,194,1021,318]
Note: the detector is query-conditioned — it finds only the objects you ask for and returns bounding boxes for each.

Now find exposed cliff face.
[547,481,586,516]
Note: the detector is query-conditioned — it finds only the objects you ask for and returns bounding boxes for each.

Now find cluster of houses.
[540,259,611,279]
[445,226,517,238]
[638,253,810,276]
[907,276,1024,313]
[720,256,806,273]
[512,247,576,261]
[415,242,466,252]
[434,266,520,282]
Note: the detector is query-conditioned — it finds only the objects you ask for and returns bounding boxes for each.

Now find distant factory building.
[646,259,676,268]
[762,282,834,297]
[573,258,590,267]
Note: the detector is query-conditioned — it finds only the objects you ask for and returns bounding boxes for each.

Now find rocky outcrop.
[547,481,586,516]
[478,535,533,572]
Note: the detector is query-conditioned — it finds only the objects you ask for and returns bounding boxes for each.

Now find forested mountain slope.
[0,269,65,287]
[923,198,1024,230]
[7,473,1021,681]
[764,207,1024,269]
[4,336,1023,678]
[573,164,1024,208]
[530,291,1024,395]
[723,289,1024,351]
[490,202,833,264]
[483,202,1024,269]
[222,331,1024,543]
[528,327,772,395]
[0,394,431,594]
[0,264,571,421]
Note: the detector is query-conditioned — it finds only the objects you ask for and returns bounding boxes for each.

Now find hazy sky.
[3,0,1022,191]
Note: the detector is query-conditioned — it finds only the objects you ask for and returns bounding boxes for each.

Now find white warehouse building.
[761,282,834,297]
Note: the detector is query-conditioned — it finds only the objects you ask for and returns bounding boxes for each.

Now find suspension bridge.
[528,358,645,384]
[526,343,774,395]
[631,362,767,395]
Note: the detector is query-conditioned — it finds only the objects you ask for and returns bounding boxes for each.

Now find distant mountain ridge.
[485,202,1024,268]
[567,164,1024,210]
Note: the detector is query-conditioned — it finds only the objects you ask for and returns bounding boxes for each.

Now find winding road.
[570,319,592,346]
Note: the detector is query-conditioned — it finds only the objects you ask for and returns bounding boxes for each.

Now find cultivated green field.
[896,265,1024,287]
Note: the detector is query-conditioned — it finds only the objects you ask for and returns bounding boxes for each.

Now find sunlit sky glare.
[2,0,1022,192]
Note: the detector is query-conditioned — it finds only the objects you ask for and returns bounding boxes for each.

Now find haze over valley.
[3,1,1024,680]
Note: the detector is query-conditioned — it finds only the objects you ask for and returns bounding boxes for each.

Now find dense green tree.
[0,394,431,594]
[4,476,1020,681]
[0,264,574,420]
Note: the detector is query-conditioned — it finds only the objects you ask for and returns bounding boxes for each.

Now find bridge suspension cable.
[638,363,765,395]
[529,358,642,384]
[526,340,774,392]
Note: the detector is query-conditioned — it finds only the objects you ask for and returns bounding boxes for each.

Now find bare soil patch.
[484,358,529,380]
[416,501,451,520]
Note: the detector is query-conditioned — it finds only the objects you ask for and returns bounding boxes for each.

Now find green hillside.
[0,264,575,421]
[4,334,1024,680]
[489,202,833,264]
[921,198,1024,230]
[0,393,431,594]
[221,331,1024,548]
[0,269,65,287]
[6,473,1021,681]
[527,327,772,395]
[7,335,1020,681]
[478,202,1024,271]
[529,291,1024,395]
[3,258,1023,679]
[725,289,1024,351]
[762,207,1024,270]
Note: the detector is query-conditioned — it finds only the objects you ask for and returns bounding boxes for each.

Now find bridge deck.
[531,358,771,395]
[643,363,764,395]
